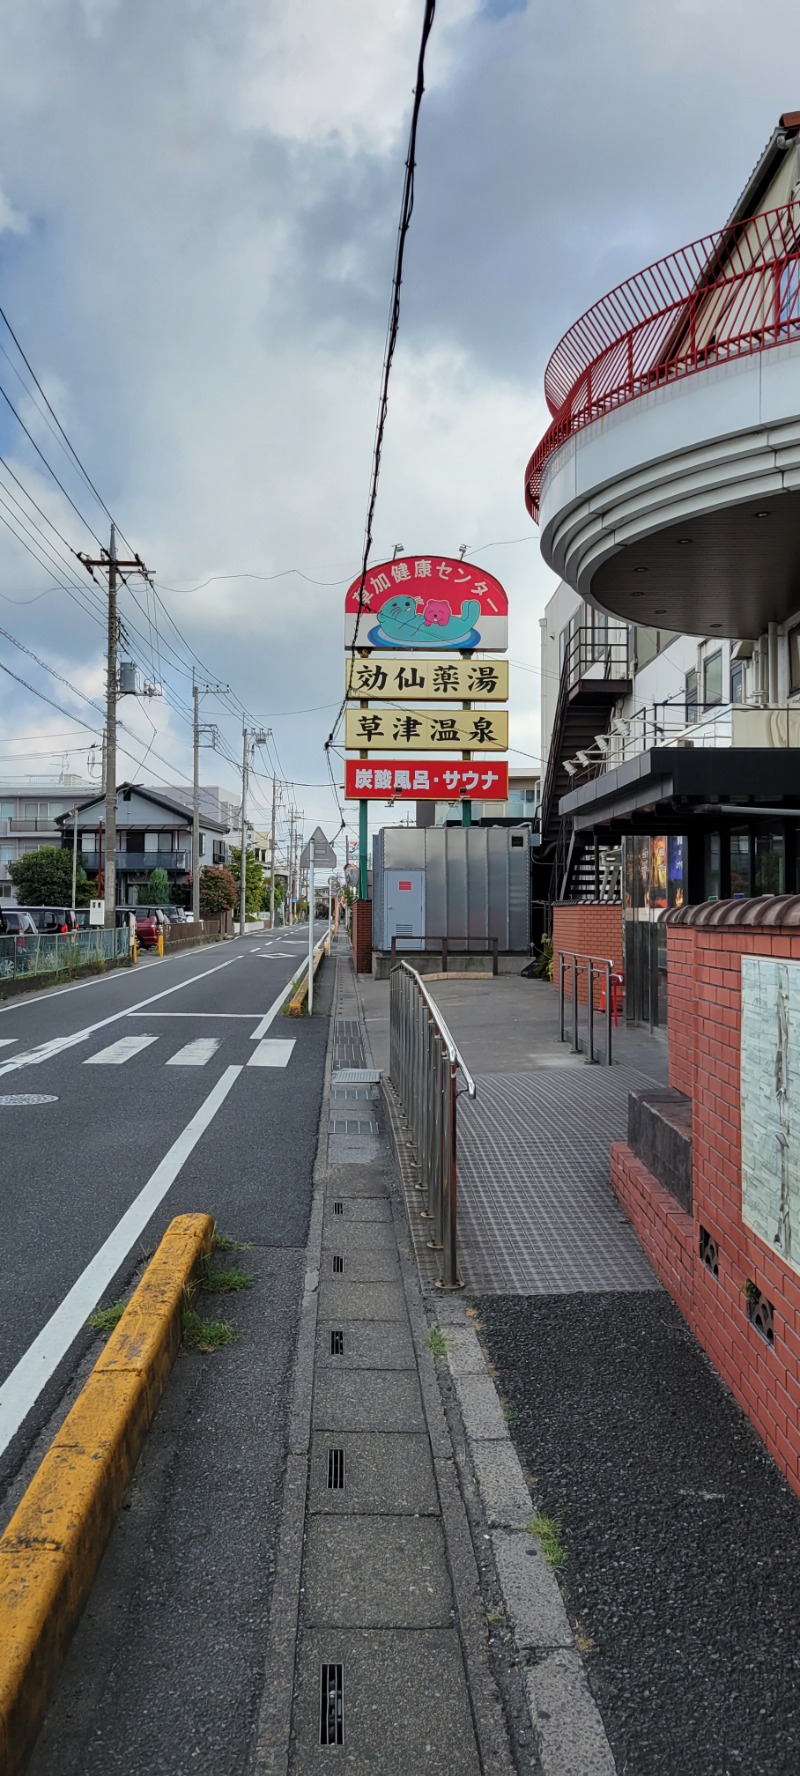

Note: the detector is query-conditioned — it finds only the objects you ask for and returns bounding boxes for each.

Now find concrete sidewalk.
[358,961,800,1776]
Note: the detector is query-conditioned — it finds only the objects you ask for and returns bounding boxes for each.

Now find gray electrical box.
[372,825,530,952]
[118,662,138,695]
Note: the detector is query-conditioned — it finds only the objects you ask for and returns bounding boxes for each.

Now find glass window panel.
[730,829,750,898]
[790,626,800,694]
[705,831,720,900]
[0,802,14,819]
[754,830,785,896]
[685,668,697,724]
[144,832,159,852]
[703,650,723,706]
[730,661,744,704]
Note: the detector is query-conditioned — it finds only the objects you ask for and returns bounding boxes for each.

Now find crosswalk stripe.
[248,1039,296,1069]
[167,1038,222,1067]
[85,1035,158,1066]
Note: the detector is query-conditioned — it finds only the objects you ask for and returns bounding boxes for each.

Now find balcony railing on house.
[79,850,190,872]
[526,202,800,520]
[9,818,59,833]
[564,698,800,792]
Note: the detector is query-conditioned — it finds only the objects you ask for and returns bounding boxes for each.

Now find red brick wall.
[552,903,623,1004]
[611,922,800,1499]
[352,899,372,974]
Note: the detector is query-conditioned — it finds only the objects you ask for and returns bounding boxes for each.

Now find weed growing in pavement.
[529,1514,567,1570]
[200,1263,254,1293]
[426,1326,450,1359]
[212,1226,252,1252]
[182,1308,236,1351]
[87,1298,128,1332]
[501,1402,518,1423]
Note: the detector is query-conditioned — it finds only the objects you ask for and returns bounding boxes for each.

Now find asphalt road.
[0,928,324,1488]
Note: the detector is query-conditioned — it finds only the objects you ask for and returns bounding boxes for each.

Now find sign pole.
[359,798,368,899]
[308,837,315,1015]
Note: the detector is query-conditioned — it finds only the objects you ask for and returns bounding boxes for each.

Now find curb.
[286,935,329,1016]
[0,1211,215,1776]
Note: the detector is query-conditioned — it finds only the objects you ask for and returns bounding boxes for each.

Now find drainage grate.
[332,1254,344,1273]
[699,1226,719,1277]
[330,1329,344,1356]
[327,1447,345,1490]
[320,1663,344,1746]
[333,1200,344,1215]
[329,1118,379,1136]
[331,1068,380,1084]
[746,1281,775,1346]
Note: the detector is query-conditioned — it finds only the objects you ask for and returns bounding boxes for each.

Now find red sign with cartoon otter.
[344,555,508,651]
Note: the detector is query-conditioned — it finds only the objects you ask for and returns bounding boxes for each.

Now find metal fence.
[556,949,618,1064]
[389,960,476,1289]
[0,926,131,982]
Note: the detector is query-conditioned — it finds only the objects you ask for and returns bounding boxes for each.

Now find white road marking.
[0,1065,242,1458]
[86,1035,159,1066]
[0,1038,17,1048]
[127,1011,256,1019]
[167,1038,221,1067]
[248,1039,295,1068]
[0,955,243,1079]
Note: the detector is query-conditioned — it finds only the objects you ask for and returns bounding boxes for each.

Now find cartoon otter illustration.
[371,594,481,649]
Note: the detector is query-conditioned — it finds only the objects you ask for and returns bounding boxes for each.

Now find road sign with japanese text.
[345,656,508,702]
[345,759,509,800]
[344,555,508,651]
[345,707,508,752]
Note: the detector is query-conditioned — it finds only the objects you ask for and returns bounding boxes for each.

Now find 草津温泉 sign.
[345,655,507,702]
[345,759,509,800]
[344,555,508,651]
[345,707,508,752]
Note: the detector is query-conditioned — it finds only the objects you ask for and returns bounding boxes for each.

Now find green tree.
[260,875,284,913]
[228,846,265,920]
[9,845,87,906]
[147,866,171,904]
[198,865,237,918]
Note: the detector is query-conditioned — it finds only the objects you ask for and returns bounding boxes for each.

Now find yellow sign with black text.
[345,656,508,702]
[345,707,508,752]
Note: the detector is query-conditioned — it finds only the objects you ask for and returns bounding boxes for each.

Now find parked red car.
[134,911,161,950]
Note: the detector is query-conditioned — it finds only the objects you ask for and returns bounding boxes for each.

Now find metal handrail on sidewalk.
[556,949,618,1065]
[389,961,476,1290]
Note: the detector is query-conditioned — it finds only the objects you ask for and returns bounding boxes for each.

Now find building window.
[789,624,800,694]
[144,832,159,852]
[730,829,750,898]
[0,802,14,820]
[0,843,12,868]
[730,660,744,704]
[199,833,206,857]
[685,668,698,724]
[754,830,785,896]
[705,832,721,901]
[703,650,723,707]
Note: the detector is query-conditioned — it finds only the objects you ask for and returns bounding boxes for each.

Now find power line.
[0,379,103,546]
[325,0,437,759]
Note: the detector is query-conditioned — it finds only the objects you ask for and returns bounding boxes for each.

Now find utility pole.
[79,526,149,930]
[269,774,279,929]
[287,808,295,923]
[70,805,79,909]
[239,725,267,935]
[239,727,249,937]
[192,670,230,923]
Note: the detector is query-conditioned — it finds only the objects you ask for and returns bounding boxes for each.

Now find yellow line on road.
[0,1212,215,1775]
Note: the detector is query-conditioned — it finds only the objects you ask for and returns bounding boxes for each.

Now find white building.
[530,112,800,1014]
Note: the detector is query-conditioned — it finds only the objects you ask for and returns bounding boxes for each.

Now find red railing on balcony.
[526,201,800,521]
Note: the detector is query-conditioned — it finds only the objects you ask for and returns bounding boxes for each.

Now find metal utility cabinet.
[372,825,530,954]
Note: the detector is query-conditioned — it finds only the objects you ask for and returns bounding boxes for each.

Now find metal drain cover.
[0,1094,58,1106]
[331,1068,380,1084]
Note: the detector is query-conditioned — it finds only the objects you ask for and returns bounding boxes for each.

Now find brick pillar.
[666,925,696,1096]
[552,903,623,1004]
[352,899,372,974]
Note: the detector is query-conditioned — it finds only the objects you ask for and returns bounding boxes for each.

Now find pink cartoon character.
[423,598,452,627]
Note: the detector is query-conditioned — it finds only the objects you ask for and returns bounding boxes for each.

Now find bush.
[199,865,237,918]
[9,845,87,906]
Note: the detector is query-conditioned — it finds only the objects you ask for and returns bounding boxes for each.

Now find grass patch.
[425,1326,450,1360]
[502,1402,518,1423]
[201,1263,254,1294]
[87,1298,127,1332]
[529,1513,567,1570]
[212,1226,252,1252]
[182,1308,236,1352]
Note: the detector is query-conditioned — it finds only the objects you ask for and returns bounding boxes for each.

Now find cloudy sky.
[0,0,797,860]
